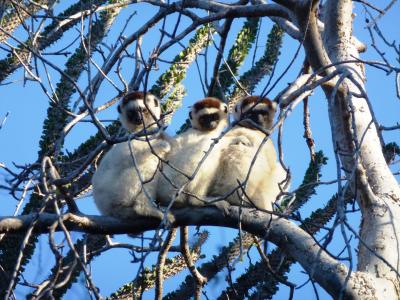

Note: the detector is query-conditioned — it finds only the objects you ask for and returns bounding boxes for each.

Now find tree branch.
[0,205,357,299]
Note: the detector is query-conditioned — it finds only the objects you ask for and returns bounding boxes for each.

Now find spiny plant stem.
[220,195,337,300]
[0,4,122,295]
[229,24,284,109]
[212,18,260,99]
[0,0,108,83]
[0,0,54,43]
[109,231,209,299]
[164,151,327,300]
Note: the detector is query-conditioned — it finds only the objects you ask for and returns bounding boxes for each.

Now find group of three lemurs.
[92,92,286,219]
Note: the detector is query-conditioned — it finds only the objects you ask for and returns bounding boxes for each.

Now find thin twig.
[155,228,177,300]
[180,226,207,300]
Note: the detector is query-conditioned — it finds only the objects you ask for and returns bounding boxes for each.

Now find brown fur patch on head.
[121,91,145,106]
[193,97,222,112]
[121,91,160,107]
[241,96,274,109]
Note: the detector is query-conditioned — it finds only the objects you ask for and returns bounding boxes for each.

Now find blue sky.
[1,1,399,299]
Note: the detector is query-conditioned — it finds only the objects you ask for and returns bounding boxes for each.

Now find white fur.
[92,137,170,218]
[93,93,170,218]
[208,98,285,211]
[209,127,282,210]
[157,97,285,211]
[157,103,228,208]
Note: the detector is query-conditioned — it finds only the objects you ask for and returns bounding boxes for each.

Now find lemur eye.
[189,111,192,119]
[117,105,121,113]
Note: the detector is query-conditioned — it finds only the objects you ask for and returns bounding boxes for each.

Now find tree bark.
[0,205,371,299]
[296,0,400,298]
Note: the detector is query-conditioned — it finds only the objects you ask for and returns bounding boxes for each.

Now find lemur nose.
[127,110,143,125]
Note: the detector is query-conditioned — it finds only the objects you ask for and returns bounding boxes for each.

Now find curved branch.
[87,2,289,103]
[293,0,400,297]
[0,205,356,299]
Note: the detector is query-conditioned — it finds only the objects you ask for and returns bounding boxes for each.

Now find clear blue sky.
[1,1,399,299]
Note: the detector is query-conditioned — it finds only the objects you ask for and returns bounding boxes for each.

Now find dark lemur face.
[117,91,161,133]
[189,97,228,131]
[234,96,277,130]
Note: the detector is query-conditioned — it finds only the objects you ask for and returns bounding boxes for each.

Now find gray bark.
[295,0,400,298]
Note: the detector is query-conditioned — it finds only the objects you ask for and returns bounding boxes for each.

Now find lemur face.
[118,92,161,133]
[189,97,228,131]
[234,96,277,130]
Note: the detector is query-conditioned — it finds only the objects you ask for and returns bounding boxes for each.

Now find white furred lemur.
[92,91,170,218]
[157,97,229,208]
[208,96,286,211]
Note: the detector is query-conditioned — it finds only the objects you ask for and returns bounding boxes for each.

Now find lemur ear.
[189,111,192,119]
[117,105,121,113]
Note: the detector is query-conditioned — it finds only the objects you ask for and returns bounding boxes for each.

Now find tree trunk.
[297,0,400,298]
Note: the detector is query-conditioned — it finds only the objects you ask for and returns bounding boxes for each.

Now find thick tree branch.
[0,205,357,299]
[293,0,400,297]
